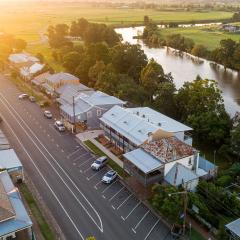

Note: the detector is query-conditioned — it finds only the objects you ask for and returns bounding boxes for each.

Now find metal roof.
[46,72,79,83]
[226,218,240,237]
[165,163,198,186]
[0,149,23,171]
[0,130,10,150]
[20,63,45,77]
[8,53,39,64]
[31,72,51,86]
[123,148,162,174]
[0,171,32,237]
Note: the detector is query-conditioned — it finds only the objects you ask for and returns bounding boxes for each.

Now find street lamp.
[168,190,188,236]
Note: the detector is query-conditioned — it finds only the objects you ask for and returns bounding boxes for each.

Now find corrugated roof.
[165,163,198,186]
[31,72,51,86]
[123,148,162,174]
[8,53,39,64]
[20,63,45,77]
[0,171,32,237]
[46,72,79,83]
[0,130,10,150]
[0,149,23,171]
[56,83,92,95]
[226,218,240,237]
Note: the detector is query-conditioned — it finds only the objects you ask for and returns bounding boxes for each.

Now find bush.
[216,175,232,187]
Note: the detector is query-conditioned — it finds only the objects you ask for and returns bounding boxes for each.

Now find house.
[0,149,24,182]
[222,24,240,33]
[123,136,217,191]
[0,171,33,240]
[225,218,240,240]
[8,53,39,65]
[42,72,79,96]
[20,62,45,81]
[31,71,52,87]
[100,106,192,153]
[59,89,125,129]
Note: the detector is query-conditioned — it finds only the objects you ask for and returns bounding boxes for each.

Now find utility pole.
[72,96,76,133]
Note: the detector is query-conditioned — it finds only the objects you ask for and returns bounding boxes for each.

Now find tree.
[13,39,27,51]
[88,61,106,87]
[36,53,44,63]
[144,15,150,25]
[191,44,208,58]
[140,59,168,102]
[110,43,147,81]
[231,124,240,159]
[152,81,176,117]
[175,78,230,144]
[94,64,119,95]
[63,51,81,73]
[152,185,184,224]
[55,24,69,36]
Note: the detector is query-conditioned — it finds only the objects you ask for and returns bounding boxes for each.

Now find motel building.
[100,106,217,191]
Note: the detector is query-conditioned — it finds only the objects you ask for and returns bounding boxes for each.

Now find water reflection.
[115,27,240,116]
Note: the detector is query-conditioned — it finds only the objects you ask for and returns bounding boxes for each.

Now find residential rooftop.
[46,72,79,84]
[31,71,52,86]
[100,106,192,146]
[141,137,196,163]
[8,53,39,64]
[225,218,240,237]
[0,149,23,172]
[0,130,10,150]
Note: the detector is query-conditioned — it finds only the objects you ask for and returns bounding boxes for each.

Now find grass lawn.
[18,183,55,240]
[190,228,205,240]
[0,2,233,41]
[159,26,240,50]
[26,43,65,72]
[84,140,125,177]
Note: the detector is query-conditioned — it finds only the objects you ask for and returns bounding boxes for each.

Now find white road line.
[112,205,115,210]
[132,210,150,231]
[94,180,102,189]
[61,149,64,153]
[87,168,106,181]
[116,194,133,210]
[0,94,103,232]
[56,144,59,147]
[47,134,50,137]
[109,186,124,202]
[143,219,160,240]
[78,157,94,168]
[0,114,85,240]
[67,148,83,158]
[122,201,141,220]
[102,180,118,194]
[84,167,92,173]
[72,152,89,162]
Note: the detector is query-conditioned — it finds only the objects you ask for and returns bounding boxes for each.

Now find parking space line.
[121,201,141,221]
[78,157,94,167]
[109,187,124,201]
[102,180,119,194]
[87,168,106,181]
[143,219,160,240]
[72,152,89,162]
[94,180,102,189]
[132,210,150,233]
[84,167,92,173]
[116,194,133,210]
[66,147,82,159]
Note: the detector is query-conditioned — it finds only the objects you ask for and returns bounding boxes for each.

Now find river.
[115,26,240,117]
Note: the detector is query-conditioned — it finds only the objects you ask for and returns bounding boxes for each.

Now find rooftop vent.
[158,122,162,126]
[123,121,128,124]
[136,111,139,115]
[142,114,145,118]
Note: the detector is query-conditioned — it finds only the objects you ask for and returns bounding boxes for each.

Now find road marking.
[47,134,50,137]
[0,114,85,240]
[87,168,106,181]
[111,205,115,210]
[56,144,59,148]
[102,180,118,194]
[72,152,89,162]
[51,138,54,142]
[67,148,83,159]
[102,195,106,199]
[94,180,102,190]
[109,187,124,201]
[84,167,92,173]
[143,219,160,240]
[61,149,64,153]
[0,95,104,233]
[132,210,150,232]
[77,157,94,168]
[122,201,141,220]
[116,194,133,210]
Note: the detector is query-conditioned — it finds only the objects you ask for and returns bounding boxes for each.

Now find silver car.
[91,156,108,171]
[102,170,117,184]
[54,121,65,132]
[44,110,53,119]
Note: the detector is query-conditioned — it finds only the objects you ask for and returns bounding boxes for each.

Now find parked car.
[29,96,36,102]
[102,170,117,184]
[18,93,28,100]
[54,121,65,132]
[44,110,53,119]
[91,156,108,171]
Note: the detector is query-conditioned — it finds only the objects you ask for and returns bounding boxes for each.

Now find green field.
[0,2,233,41]
[159,26,240,50]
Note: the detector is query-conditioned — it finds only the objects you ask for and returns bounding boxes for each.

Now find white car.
[91,156,108,171]
[18,93,28,100]
[44,110,53,119]
[102,170,117,184]
[54,121,65,132]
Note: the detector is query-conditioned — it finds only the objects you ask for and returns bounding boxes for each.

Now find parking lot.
[67,146,173,240]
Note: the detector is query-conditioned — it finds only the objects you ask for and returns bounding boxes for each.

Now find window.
[97,109,102,117]
[87,111,92,118]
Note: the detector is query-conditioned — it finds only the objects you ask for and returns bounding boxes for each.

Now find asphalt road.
[0,74,173,240]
